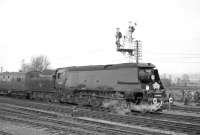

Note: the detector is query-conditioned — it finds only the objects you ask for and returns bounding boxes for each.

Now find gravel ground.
[0,119,58,135]
[163,109,200,117]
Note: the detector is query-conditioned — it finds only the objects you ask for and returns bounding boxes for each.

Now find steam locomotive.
[0,63,167,112]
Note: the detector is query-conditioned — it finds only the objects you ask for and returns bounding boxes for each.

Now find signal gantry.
[115,21,142,63]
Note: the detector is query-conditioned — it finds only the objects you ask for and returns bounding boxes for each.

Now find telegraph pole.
[136,40,139,64]
[135,40,142,64]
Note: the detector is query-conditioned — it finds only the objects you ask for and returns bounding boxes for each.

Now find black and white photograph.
[0,0,200,134]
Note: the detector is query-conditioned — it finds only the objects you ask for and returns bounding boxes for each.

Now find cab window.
[139,69,154,83]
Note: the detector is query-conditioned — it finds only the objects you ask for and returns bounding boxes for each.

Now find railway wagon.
[0,72,26,96]
[0,70,56,100]
[25,70,57,101]
[54,63,166,111]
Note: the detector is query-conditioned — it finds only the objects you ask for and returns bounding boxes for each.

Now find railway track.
[0,100,169,135]
[0,107,96,135]
[76,109,200,135]
[131,111,200,125]
[0,97,200,134]
[0,105,135,135]
[0,131,13,135]
[171,105,200,113]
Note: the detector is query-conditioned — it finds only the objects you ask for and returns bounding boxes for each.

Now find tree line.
[20,55,50,72]
[161,73,193,87]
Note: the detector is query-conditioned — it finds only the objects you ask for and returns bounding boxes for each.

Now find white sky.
[0,0,200,74]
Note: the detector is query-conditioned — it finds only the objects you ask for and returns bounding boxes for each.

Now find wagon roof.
[26,69,55,75]
[0,72,25,76]
[57,63,155,71]
[42,69,55,75]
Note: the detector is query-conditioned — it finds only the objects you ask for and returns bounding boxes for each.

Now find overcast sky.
[0,0,200,74]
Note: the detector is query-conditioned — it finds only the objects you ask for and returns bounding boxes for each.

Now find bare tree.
[20,55,50,72]
[30,55,50,71]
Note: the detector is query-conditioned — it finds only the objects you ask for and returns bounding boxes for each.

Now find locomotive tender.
[0,62,166,112]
